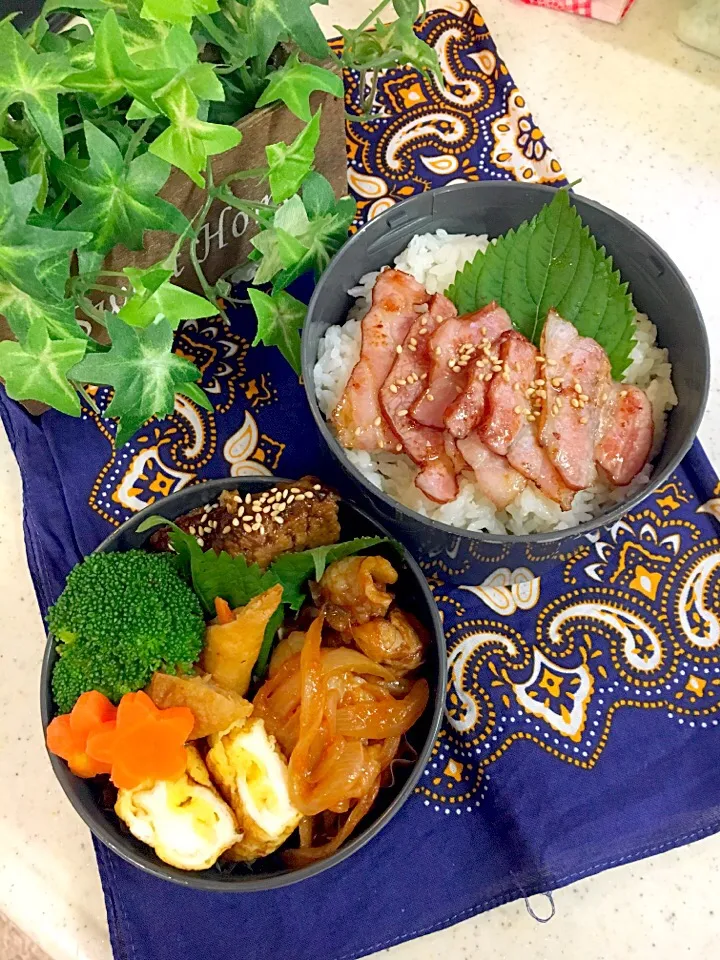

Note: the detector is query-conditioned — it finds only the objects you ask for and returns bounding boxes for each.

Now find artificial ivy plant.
[0,0,438,444]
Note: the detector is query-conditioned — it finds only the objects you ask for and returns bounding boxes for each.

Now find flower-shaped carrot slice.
[86,690,194,790]
[46,690,117,778]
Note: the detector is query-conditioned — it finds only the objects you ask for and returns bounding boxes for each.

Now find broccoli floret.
[49,550,205,713]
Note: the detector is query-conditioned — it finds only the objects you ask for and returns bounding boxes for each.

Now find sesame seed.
[398,409,409,417]
[580,393,589,403]
[355,426,362,436]
[536,389,547,399]
[287,495,295,505]
[262,505,271,514]
[435,347,442,356]
[485,373,493,382]
[197,538,204,547]
[282,489,289,499]
[233,495,242,503]
[580,416,588,424]
[290,487,301,493]
[374,416,382,426]
[396,444,403,452]
[378,440,385,449]
[476,360,483,368]
[535,379,545,386]
[492,364,502,373]
[223,525,231,534]
[243,523,253,533]
[408,344,417,352]
[481,326,487,335]
[237,507,244,518]
[552,404,560,416]
[390,384,398,394]
[313,484,322,490]
[259,525,266,536]
[571,397,580,408]
[252,522,261,532]
[188,526,196,535]
[232,518,240,527]
[276,516,284,525]
[513,382,521,392]
[245,494,252,504]
[296,493,306,501]
[514,405,522,415]
[419,327,428,336]
[527,414,536,422]
[396,345,403,354]
[426,393,434,401]
[409,337,417,346]
[421,372,428,380]
[502,371,510,382]
[551,377,562,388]
[620,389,628,397]
[574,382,583,393]
[305,491,314,499]
[398,378,407,386]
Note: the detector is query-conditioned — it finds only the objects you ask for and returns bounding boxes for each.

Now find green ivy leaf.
[248,288,305,374]
[246,0,331,66]
[70,313,211,447]
[140,0,219,28]
[56,121,189,274]
[149,81,242,186]
[0,284,84,345]
[256,53,343,122]
[0,161,90,303]
[250,177,355,292]
[265,108,321,204]
[119,264,218,328]
[63,10,176,111]
[27,138,49,212]
[133,24,224,102]
[0,321,86,416]
[39,0,108,13]
[445,189,637,378]
[0,21,71,158]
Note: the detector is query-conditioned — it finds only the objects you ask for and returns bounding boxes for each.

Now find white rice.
[314,231,677,535]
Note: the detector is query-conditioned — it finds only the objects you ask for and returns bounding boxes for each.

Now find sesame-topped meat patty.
[149,477,340,569]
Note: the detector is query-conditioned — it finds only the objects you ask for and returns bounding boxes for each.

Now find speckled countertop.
[1,1,719,958]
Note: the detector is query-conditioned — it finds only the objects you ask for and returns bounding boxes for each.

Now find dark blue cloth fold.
[4,7,720,960]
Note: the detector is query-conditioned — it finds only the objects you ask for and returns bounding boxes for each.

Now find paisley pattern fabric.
[337,1,566,228]
[1,8,719,960]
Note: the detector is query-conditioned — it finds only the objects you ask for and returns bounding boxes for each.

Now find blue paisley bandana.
[3,6,720,960]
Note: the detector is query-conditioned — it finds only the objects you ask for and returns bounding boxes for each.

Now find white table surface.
[1,1,719,958]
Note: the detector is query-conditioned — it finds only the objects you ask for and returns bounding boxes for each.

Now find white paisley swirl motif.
[223,411,272,477]
[548,601,664,671]
[678,552,720,649]
[514,650,593,742]
[460,567,540,616]
[346,169,388,199]
[385,112,470,171]
[434,29,487,107]
[447,631,519,733]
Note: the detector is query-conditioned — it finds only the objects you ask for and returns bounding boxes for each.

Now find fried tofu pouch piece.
[115,745,242,871]
[201,584,284,696]
[206,716,302,862]
[147,672,253,739]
